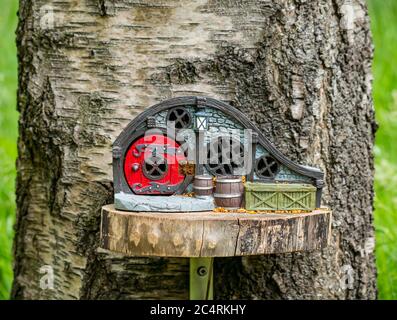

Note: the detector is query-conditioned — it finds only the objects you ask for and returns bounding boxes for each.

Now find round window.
[142,154,168,180]
[255,155,280,179]
[167,107,192,129]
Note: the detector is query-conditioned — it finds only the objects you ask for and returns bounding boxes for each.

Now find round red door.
[123,134,186,195]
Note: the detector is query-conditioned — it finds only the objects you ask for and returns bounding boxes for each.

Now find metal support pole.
[189,257,214,300]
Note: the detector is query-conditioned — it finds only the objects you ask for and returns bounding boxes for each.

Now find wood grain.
[100,205,331,257]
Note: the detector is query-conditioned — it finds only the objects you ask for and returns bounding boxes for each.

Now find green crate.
[244,182,316,211]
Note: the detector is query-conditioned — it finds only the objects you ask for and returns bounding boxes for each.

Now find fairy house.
[112,96,324,211]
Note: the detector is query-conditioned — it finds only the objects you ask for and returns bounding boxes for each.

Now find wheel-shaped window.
[206,136,245,176]
[142,154,168,180]
[167,107,192,129]
[255,155,279,179]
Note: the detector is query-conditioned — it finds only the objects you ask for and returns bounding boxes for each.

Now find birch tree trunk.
[13,0,377,299]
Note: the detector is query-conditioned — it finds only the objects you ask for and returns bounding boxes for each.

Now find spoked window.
[255,155,279,179]
[167,107,192,129]
[142,154,168,180]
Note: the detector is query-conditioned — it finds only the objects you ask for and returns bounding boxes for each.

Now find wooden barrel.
[193,175,214,197]
[214,177,244,209]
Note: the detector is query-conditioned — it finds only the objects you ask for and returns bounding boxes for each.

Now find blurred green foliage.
[368,0,397,300]
[0,1,18,300]
[0,0,396,300]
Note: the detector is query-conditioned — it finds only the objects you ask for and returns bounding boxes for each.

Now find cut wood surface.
[100,204,331,257]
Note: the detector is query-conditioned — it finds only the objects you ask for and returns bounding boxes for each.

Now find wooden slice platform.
[100,205,331,257]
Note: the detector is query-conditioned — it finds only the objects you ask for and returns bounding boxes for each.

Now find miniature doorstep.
[112,96,324,213]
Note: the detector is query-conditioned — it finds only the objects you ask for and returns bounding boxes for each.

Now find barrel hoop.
[193,186,214,190]
[216,179,242,183]
[213,193,242,199]
[194,176,213,180]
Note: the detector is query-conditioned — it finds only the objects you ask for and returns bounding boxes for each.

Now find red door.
[123,134,186,195]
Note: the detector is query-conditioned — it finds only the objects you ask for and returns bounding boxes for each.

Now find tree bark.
[13,0,376,299]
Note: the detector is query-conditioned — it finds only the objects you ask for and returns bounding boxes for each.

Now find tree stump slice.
[100,205,331,257]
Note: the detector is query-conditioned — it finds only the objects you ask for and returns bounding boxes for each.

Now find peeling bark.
[13,0,376,299]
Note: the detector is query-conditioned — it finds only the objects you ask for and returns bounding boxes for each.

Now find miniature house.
[112,96,324,211]
[103,96,330,300]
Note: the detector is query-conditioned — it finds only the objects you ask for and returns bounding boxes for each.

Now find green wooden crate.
[244,182,316,211]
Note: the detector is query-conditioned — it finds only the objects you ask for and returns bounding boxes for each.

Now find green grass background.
[368,0,397,300]
[0,0,18,300]
[0,0,396,299]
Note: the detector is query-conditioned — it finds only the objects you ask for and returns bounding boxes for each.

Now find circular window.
[142,155,168,180]
[255,155,279,179]
[167,107,192,129]
[206,136,245,176]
